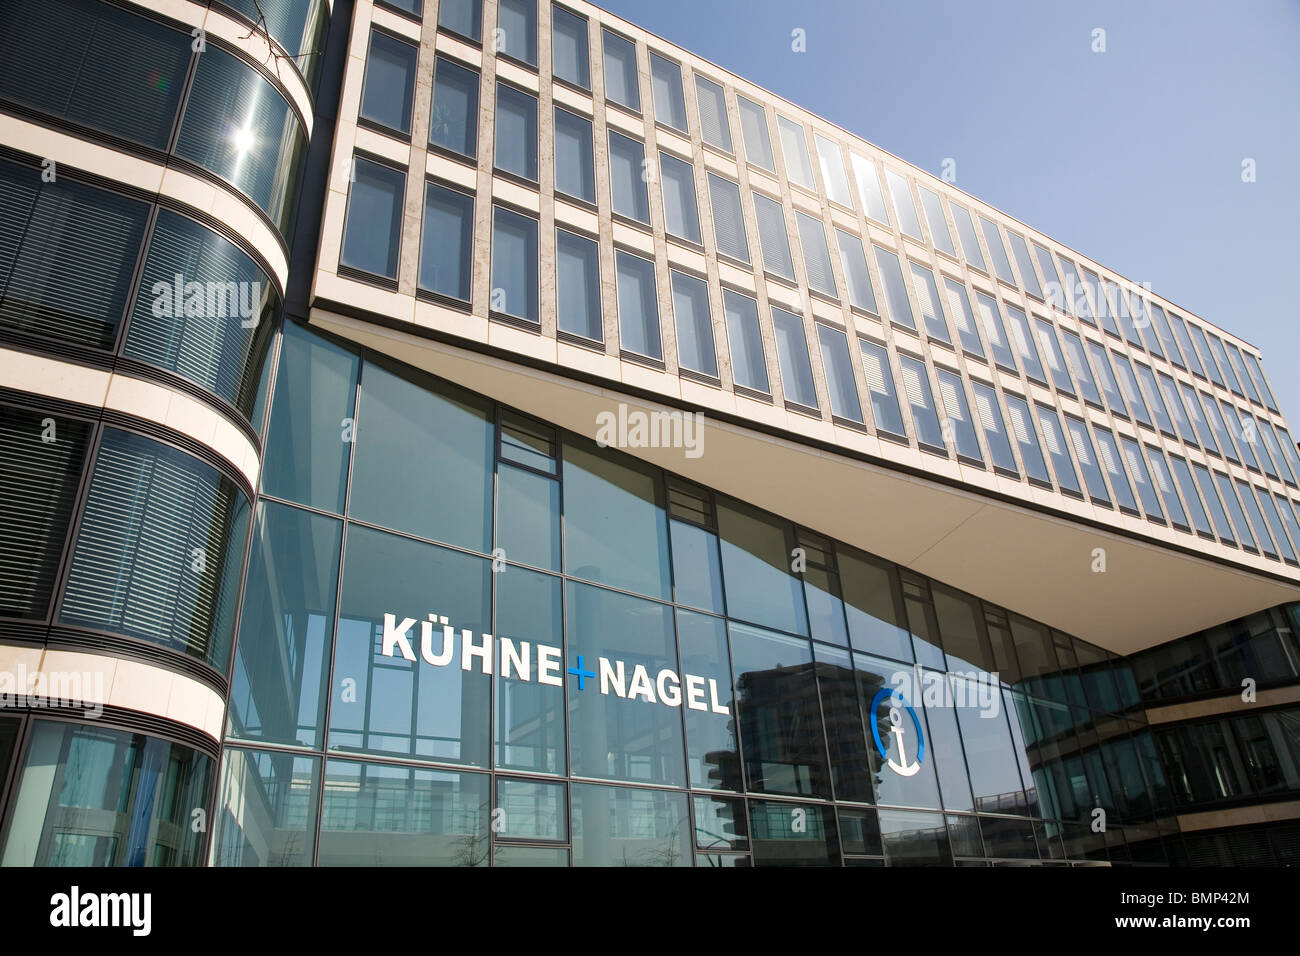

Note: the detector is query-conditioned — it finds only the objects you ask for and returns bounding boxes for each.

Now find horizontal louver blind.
[0,167,149,349]
[60,429,249,668]
[695,75,731,151]
[0,159,40,300]
[797,212,836,297]
[709,174,749,264]
[752,194,792,279]
[124,210,274,416]
[0,406,89,617]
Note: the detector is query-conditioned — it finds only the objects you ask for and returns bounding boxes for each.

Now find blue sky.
[597,0,1300,423]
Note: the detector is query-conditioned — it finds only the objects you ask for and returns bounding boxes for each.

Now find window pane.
[497,459,560,572]
[360,30,417,134]
[971,382,1016,472]
[813,643,875,802]
[1190,322,1225,385]
[1194,465,1235,544]
[856,654,943,810]
[1094,426,1137,512]
[796,211,836,297]
[659,151,701,243]
[898,354,945,450]
[1065,416,1110,504]
[556,228,601,341]
[1159,372,1193,442]
[718,498,806,635]
[1120,435,1162,520]
[918,186,955,256]
[497,0,537,64]
[874,246,915,329]
[1111,353,1150,426]
[1005,305,1045,383]
[1084,269,1118,336]
[671,270,717,376]
[1257,489,1295,561]
[949,202,986,272]
[669,482,724,614]
[420,183,474,301]
[351,361,493,551]
[851,153,889,224]
[1271,493,1300,561]
[1145,446,1187,528]
[571,782,690,867]
[708,173,750,263]
[1172,456,1214,535]
[1035,405,1081,494]
[212,747,317,866]
[566,581,685,786]
[695,74,731,150]
[1238,480,1275,556]
[1087,340,1126,416]
[772,307,818,409]
[1209,334,1242,394]
[1136,363,1172,434]
[752,193,794,280]
[909,262,950,343]
[491,206,539,322]
[1060,330,1100,405]
[679,611,741,791]
[837,230,878,314]
[1008,233,1042,298]
[650,52,687,131]
[341,158,404,279]
[1034,243,1064,310]
[1058,257,1086,320]
[61,428,250,669]
[495,84,538,180]
[778,116,814,188]
[1243,351,1278,411]
[1035,318,1073,395]
[615,250,661,359]
[737,95,774,170]
[886,170,922,239]
[551,5,589,88]
[815,134,852,206]
[601,29,639,110]
[438,0,481,40]
[430,56,479,158]
[609,130,650,222]
[973,291,1015,370]
[979,217,1014,283]
[1169,312,1205,377]
[1004,393,1050,484]
[936,368,981,461]
[860,340,905,437]
[818,324,863,423]
[1223,401,1258,469]
[554,107,594,202]
[724,290,769,393]
[1216,472,1258,551]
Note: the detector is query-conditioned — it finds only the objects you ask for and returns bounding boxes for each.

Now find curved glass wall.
[0,158,278,427]
[217,0,330,92]
[219,322,1179,866]
[0,0,307,238]
[0,720,212,866]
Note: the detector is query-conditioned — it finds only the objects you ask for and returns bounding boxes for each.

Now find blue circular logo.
[869,688,925,775]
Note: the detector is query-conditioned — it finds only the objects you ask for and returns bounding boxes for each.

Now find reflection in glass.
[572,782,691,866]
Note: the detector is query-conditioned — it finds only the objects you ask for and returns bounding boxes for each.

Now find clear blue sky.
[597,0,1300,424]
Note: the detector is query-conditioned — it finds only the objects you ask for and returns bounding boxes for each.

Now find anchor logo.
[870,688,925,777]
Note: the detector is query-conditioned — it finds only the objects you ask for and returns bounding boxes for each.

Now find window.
[936,368,982,462]
[1226,343,1260,405]
[495,84,539,180]
[1034,318,1073,395]
[695,74,732,151]
[753,194,794,280]
[671,270,716,377]
[970,383,1016,473]
[341,157,404,280]
[608,130,650,223]
[497,0,537,65]
[909,263,950,344]
[1035,405,1082,495]
[1269,492,1300,561]
[949,202,986,272]
[1084,270,1118,336]
[815,134,852,207]
[1237,480,1276,556]
[1209,334,1242,394]
[1057,257,1086,320]
[659,152,701,243]
[1223,401,1258,470]
[1111,353,1150,427]
[615,251,661,360]
[874,246,915,330]
[650,52,687,131]
[1003,394,1050,484]
[419,182,474,301]
[1216,472,1258,551]
[886,170,923,240]
[1136,363,1174,435]
[851,154,889,224]
[1004,305,1045,383]
[1202,393,1237,462]
[1143,445,1185,528]
[797,212,837,297]
[1180,381,1215,453]
[553,107,595,202]
[1158,372,1193,442]
[552,6,589,88]
[1117,288,1146,349]
[1169,312,1206,377]
[1170,455,1213,536]
[818,324,863,423]
[1242,351,1278,411]
[491,206,538,322]
[1094,427,1137,513]
[1194,465,1236,544]
[708,173,750,263]
[360,30,418,135]
[898,355,945,451]
[973,292,1015,370]
[1060,330,1100,406]
[978,217,1013,284]
[724,290,769,393]
[838,231,877,314]
[556,228,601,341]
[1255,415,1284,480]
[918,186,955,256]
[1008,233,1042,299]
[602,29,639,110]
[1257,489,1295,561]
[1066,417,1110,504]
[1034,243,1064,311]
[778,116,814,188]
[1149,303,1181,365]
[1190,323,1225,385]
[1087,340,1126,416]
[438,0,482,41]
[772,308,818,409]
[860,341,905,438]
[737,95,774,170]
[429,57,479,158]
[942,279,983,358]
[1277,426,1300,485]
